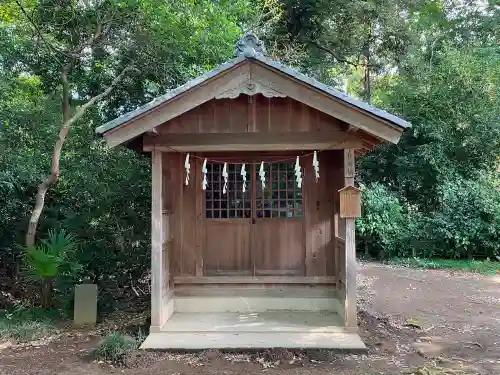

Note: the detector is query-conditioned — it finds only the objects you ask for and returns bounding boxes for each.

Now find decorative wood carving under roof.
[215,79,286,99]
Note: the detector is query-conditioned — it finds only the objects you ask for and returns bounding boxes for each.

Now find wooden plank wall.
[333,152,345,286]
[160,96,346,280]
[303,151,343,277]
[156,95,343,135]
[162,153,201,277]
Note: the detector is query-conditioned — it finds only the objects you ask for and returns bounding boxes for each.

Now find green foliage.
[358,43,500,260]
[3,304,64,322]
[0,319,54,342]
[1,0,499,313]
[357,183,412,258]
[23,230,80,281]
[358,178,500,259]
[95,332,138,362]
[390,258,500,276]
[0,0,252,309]
[22,230,81,307]
[364,46,500,210]
[358,175,500,260]
[418,177,500,259]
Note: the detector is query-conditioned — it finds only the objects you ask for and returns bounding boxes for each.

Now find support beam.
[343,149,357,331]
[150,149,164,332]
[143,132,362,152]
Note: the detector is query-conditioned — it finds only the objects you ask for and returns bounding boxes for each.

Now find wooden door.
[253,163,305,276]
[203,163,253,275]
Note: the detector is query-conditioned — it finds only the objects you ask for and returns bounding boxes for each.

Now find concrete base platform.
[141,311,366,350]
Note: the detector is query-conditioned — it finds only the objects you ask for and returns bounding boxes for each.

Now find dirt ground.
[1,263,499,375]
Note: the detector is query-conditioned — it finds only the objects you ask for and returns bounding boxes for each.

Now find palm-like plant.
[23,230,80,308]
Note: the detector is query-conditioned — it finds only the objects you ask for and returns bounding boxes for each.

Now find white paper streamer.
[241,163,247,193]
[295,156,302,188]
[259,161,266,189]
[201,158,208,190]
[184,153,190,185]
[313,151,320,182]
[222,162,228,194]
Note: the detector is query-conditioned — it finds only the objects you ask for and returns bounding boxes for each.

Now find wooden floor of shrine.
[141,310,366,350]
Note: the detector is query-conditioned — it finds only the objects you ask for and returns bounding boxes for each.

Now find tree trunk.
[26,174,60,247]
[25,119,69,247]
[41,277,53,308]
[25,67,71,248]
[25,66,133,247]
[362,48,371,103]
[467,248,473,260]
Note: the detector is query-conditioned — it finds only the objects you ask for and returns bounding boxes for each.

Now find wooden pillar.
[344,148,357,331]
[150,149,164,332]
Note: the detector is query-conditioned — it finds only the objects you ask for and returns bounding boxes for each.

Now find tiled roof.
[96,33,409,135]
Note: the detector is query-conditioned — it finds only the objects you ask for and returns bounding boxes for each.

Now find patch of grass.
[7,306,64,322]
[390,257,500,275]
[0,319,54,342]
[0,306,59,343]
[95,332,138,362]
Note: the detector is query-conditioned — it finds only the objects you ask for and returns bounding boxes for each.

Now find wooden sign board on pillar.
[339,185,362,218]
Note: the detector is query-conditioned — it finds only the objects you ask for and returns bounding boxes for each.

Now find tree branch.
[25,65,136,247]
[65,66,136,129]
[310,41,362,68]
[61,58,76,122]
[69,17,108,57]
[14,0,65,67]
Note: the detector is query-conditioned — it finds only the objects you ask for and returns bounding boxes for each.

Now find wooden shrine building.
[96,34,409,350]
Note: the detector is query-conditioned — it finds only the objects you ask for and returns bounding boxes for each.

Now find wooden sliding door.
[203,161,305,277]
[203,163,252,275]
[254,163,305,276]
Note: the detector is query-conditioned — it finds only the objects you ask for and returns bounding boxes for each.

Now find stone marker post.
[74,284,98,325]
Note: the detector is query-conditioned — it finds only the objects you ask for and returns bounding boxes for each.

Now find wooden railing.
[162,210,173,295]
[336,237,346,289]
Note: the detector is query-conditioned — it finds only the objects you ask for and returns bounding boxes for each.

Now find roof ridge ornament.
[235,33,266,58]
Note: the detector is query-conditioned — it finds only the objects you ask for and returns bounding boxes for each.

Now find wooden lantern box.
[339,185,362,218]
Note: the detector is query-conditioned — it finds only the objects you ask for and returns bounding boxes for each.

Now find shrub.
[356,183,415,258]
[419,177,500,259]
[95,332,138,362]
[22,229,81,308]
[357,176,500,260]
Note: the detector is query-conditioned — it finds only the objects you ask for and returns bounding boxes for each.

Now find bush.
[418,177,500,259]
[356,183,415,258]
[22,229,81,308]
[95,332,138,362]
[357,176,500,260]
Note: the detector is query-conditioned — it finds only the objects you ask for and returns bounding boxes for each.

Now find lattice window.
[205,163,251,219]
[256,163,303,218]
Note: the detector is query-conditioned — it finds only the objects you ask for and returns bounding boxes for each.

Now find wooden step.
[161,311,344,332]
[174,295,342,313]
[141,331,366,350]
